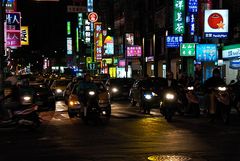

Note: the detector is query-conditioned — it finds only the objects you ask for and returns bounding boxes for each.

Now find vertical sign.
[6,0,17,12]
[67,21,71,35]
[78,13,83,39]
[94,22,102,62]
[76,27,79,52]
[87,0,93,12]
[84,19,91,44]
[21,26,29,45]
[188,0,198,35]
[173,0,185,34]
[67,37,73,55]
[6,12,21,47]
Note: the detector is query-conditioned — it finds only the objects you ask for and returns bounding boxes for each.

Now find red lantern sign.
[88,12,98,23]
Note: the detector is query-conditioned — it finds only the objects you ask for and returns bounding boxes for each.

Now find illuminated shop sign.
[166,35,183,48]
[180,43,196,56]
[67,37,73,55]
[84,19,91,44]
[118,59,126,67]
[104,36,114,55]
[6,0,17,11]
[6,12,21,31]
[21,26,29,46]
[6,31,21,47]
[125,33,134,46]
[173,0,185,34]
[94,22,102,61]
[222,44,240,59]
[87,0,93,12]
[126,45,142,57]
[196,44,218,62]
[230,59,240,69]
[188,0,198,13]
[204,10,229,38]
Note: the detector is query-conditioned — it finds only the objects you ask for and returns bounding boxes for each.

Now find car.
[30,82,56,111]
[129,77,167,112]
[105,78,135,100]
[50,79,71,100]
[67,80,111,119]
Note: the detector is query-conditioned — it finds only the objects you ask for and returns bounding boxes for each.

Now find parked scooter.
[0,92,41,129]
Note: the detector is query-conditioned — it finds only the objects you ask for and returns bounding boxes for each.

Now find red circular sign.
[88,12,98,23]
[208,13,224,29]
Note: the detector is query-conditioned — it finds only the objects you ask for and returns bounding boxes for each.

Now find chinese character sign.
[6,31,21,47]
[21,26,29,45]
[94,22,103,62]
[67,37,73,55]
[196,44,218,62]
[188,0,198,13]
[126,46,142,57]
[104,36,114,55]
[173,0,185,34]
[166,35,183,48]
[87,0,93,12]
[6,12,21,30]
[180,43,196,56]
[84,19,91,44]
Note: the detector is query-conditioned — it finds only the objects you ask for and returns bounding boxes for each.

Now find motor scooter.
[185,86,200,117]
[160,88,178,122]
[0,88,41,129]
[208,86,231,124]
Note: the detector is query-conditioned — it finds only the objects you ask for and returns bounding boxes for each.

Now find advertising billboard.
[94,22,102,61]
[126,45,142,57]
[104,36,114,55]
[166,35,183,48]
[21,26,29,45]
[196,44,218,62]
[222,44,240,59]
[173,0,185,34]
[180,43,196,56]
[204,9,229,38]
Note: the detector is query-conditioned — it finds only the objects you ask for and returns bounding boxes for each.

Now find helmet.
[212,68,220,77]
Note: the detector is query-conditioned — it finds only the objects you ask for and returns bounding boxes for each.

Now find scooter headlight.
[56,89,62,93]
[111,87,118,93]
[144,94,152,100]
[165,93,175,100]
[218,86,227,91]
[152,92,158,96]
[23,96,31,101]
[187,86,194,91]
[88,91,95,96]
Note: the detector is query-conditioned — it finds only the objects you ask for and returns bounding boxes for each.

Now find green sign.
[173,0,185,34]
[180,43,196,56]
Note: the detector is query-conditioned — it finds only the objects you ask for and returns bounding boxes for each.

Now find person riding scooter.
[204,68,229,123]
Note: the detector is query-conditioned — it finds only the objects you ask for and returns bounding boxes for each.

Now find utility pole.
[0,0,7,99]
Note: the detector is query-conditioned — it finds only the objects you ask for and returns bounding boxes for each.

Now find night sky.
[17,0,67,52]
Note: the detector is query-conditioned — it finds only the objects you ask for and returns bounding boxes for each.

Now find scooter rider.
[204,68,226,122]
[76,73,97,105]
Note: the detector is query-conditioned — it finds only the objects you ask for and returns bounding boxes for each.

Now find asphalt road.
[0,100,240,161]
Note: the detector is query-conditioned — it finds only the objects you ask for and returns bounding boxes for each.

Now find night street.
[0,100,240,161]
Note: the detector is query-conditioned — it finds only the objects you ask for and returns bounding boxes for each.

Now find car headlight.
[56,89,62,93]
[111,87,118,93]
[152,92,158,96]
[165,93,175,100]
[144,94,152,100]
[69,101,80,106]
[23,96,31,101]
[89,91,95,96]
[218,86,227,91]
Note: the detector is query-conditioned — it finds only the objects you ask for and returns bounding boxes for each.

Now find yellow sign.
[86,57,92,64]
[102,58,112,64]
[21,26,29,45]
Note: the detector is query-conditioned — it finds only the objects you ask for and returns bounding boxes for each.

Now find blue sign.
[190,14,195,35]
[196,44,218,62]
[166,35,183,48]
[188,0,198,13]
[230,60,240,69]
[6,12,21,30]
[87,0,93,12]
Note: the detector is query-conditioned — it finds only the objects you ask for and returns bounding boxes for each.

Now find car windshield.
[54,80,70,86]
